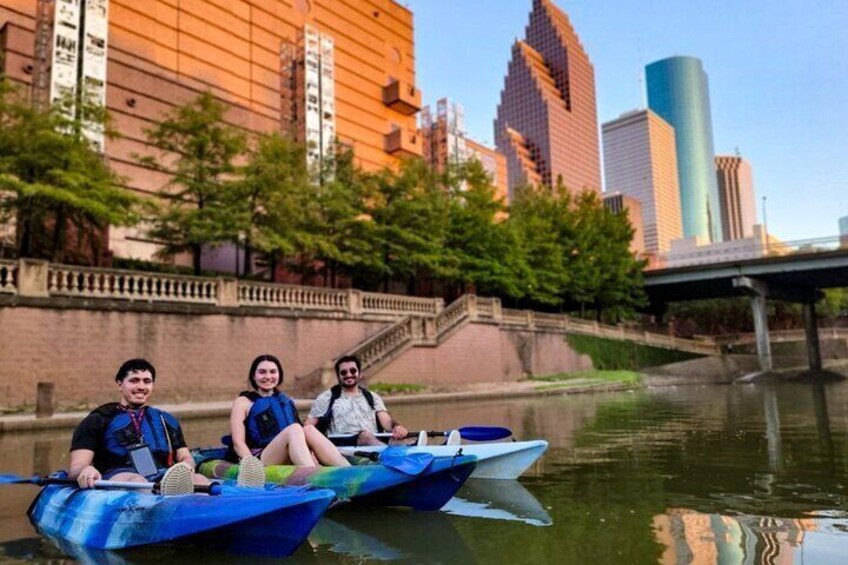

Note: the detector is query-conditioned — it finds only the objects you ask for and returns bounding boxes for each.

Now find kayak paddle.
[330,426,513,443]
[353,447,434,476]
[0,473,222,494]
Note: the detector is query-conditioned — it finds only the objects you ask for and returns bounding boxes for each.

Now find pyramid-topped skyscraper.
[495,0,601,198]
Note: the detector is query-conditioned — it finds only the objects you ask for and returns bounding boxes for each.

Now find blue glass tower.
[646,56,723,242]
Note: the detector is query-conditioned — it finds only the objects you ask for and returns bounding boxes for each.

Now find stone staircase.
[296,294,720,393]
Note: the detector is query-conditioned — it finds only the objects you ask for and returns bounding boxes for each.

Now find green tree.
[443,160,524,299]
[0,80,139,263]
[507,184,571,306]
[231,133,314,279]
[139,92,245,275]
[368,159,453,294]
[568,190,646,321]
[300,149,382,287]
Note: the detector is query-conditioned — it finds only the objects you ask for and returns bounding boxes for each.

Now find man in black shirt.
[69,359,210,491]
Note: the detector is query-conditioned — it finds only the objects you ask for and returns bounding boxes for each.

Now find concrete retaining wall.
[370,323,592,385]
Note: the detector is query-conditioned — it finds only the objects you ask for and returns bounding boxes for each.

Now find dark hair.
[115,359,156,382]
[248,354,284,391]
[334,355,361,376]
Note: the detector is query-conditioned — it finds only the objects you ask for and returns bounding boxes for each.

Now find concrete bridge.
[645,248,848,373]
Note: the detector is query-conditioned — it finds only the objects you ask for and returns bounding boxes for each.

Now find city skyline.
[406,0,848,243]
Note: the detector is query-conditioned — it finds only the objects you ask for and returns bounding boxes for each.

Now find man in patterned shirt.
[305,355,412,446]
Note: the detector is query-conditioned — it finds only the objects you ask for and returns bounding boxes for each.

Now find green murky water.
[2,381,848,563]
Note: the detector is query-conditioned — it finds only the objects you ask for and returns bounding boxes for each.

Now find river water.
[2,381,848,564]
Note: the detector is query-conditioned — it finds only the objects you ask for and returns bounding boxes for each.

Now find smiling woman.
[226,354,350,468]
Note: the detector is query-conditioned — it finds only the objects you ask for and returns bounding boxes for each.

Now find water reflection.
[310,506,474,562]
[3,382,848,563]
[652,509,833,565]
[443,479,552,526]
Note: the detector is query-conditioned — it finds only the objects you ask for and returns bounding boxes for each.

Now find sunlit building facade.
[715,155,756,240]
[0,0,422,260]
[494,0,601,198]
[646,56,722,243]
[602,109,683,255]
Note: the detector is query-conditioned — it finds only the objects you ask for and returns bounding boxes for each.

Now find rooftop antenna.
[734,146,741,157]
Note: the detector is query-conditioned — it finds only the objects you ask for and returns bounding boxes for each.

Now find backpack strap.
[359,387,385,433]
[315,385,342,434]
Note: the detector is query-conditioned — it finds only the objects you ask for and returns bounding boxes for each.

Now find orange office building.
[0,0,422,259]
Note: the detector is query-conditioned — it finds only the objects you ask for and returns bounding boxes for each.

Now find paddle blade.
[0,474,38,485]
[379,447,434,476]
[458,426,512,441]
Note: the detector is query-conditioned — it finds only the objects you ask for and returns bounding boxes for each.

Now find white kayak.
[339,440,548,480]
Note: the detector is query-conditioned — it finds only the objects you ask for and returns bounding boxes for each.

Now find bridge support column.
[734,275,825,374]
[734,276,773,372]
[750,293,773,372]
[803,302,822,372]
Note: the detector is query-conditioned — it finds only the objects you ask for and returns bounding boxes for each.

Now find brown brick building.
[494,0,601,198]
[0,0,422,259]
[421,98,508,202]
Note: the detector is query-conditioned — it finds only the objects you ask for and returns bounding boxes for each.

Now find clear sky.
[404,0,848,243]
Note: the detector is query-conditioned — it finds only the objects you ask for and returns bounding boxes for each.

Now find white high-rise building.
[281,25,336,175]
[602,109,683,255]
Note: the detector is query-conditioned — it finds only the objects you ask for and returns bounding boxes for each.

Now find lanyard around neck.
[120,406,147,437]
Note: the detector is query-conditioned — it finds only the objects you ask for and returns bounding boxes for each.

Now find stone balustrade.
[501,307,719,355]
[48,264,219,304]
[713,327,848,346]
[435,294,470,335]
[357,317,420,370]
[361,291,443,316]
[0,260,17,294]
[237,280,349,311]
[1,260,444,318]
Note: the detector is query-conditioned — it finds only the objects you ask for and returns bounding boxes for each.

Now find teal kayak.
[195,447,478,511]
[27,483,335,556]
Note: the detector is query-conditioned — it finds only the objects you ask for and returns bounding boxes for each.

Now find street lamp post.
[762,195,769,255]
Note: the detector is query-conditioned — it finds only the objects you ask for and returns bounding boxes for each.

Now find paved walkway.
[0,380,633,433]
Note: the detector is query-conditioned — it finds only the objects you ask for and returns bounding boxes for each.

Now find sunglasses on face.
[338,368,358,377]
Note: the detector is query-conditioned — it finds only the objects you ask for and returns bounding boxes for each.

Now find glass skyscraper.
[646,56,723,242]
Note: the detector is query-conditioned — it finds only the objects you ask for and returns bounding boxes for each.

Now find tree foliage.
[231,132,315,279]
[0,80,138,263]
[139,91,245,274]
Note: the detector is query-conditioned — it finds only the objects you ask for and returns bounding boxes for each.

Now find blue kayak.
[27,483,335,556]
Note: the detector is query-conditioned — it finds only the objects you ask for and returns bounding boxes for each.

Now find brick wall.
[0,305,387,410]
[0,303,593,410]
[369,323,592,385]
